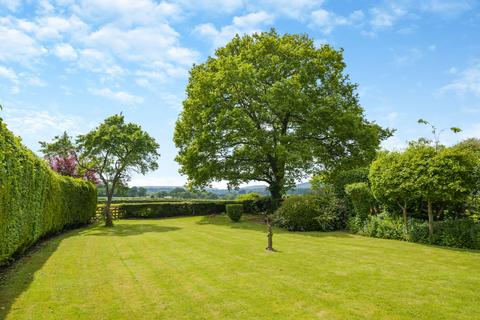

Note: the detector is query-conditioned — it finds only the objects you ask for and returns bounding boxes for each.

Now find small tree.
[405,144,477,236]
[77,114,160,227]
[39,132,98,183]
[369,151,415,227]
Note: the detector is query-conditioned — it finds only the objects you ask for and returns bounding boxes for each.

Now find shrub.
[345,182,376,220]
[274,193,347,232]
[0,121,97,265]
[120,201,232,218]
[236,193,261,201]
[242,196,274,214]
[351,213,480,250]
[226,204,243,222]
[356,213,406,240]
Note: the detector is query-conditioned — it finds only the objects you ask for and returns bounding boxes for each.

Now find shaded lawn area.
[1,216,479,320]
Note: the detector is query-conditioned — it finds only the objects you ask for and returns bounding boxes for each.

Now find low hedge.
[0,120,97,265]
[120,201,237,218]
[109,197,272,219]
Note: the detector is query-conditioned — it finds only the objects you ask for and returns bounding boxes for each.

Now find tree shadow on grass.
[196,214,355,239]
[81,224,180,237]
[0,228,83,319]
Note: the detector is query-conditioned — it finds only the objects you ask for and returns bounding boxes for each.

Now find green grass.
[1,215,479,319]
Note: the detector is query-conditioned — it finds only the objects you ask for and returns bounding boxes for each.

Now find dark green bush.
[355,213,406,240]
[0,121,97,265]
[226,204,243,222]
[351,213,480,249]
[120,201,234,218]
[242,196,274,214]
[274,193,347,232]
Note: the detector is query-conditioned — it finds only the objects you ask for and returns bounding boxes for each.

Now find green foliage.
[174,30,390,202]
[226,204,243,222]
[0,121,97,265]
[119,201,254,218]
[274,193,347,231]
[344,182,376,220]
[351,213,480,249]
[236,193,261,201]
[77,114,160,226]
[354,213,406,240]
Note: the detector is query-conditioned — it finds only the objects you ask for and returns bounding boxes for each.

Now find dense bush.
[0,121,97,265]
[350,214,480,249]
[226,204,243,222]
[120,201,234,218]
[274,193,347,232]
[354,213,406,240]
[344,182,377,220]
[242,196,274,214]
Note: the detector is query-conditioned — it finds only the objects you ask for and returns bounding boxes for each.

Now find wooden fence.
[92,205,124,222]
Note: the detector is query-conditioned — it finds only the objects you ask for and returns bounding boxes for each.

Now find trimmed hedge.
[226,204,243,222]
[120,201,236,218]
[111,197,272,219]
[0,120,97,265]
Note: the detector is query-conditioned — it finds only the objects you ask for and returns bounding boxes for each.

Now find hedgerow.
[0,120,97,265]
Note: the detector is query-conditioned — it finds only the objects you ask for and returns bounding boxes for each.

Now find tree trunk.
[266,215,274,251]
[105,192,114,227]
[427,199,434,237]
[402,202,408,227]
[269,183,282,212]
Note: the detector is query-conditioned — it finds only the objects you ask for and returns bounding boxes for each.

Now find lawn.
[1,216,479,320]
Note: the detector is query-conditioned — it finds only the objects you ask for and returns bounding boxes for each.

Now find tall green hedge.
[0,120,97,265]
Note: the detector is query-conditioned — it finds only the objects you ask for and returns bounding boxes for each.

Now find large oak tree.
[174,30,390,207]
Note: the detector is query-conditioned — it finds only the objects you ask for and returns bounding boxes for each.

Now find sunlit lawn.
[1,215,479,319]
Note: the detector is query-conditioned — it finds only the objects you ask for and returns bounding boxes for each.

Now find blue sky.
[1,0,479,187]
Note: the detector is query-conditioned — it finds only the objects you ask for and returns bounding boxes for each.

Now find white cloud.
[370,4,407,29]
[440,64,480,97]
[310,9,364,34]
[90,87,144,105]
[177,0,244,14]
[0,24,47,63]
[72,0,181,25]
[2,107,84,136]
[53,43,78,60]
[392,48,423,66]
[0,65,18,83]
[32,15,89,40]
[420,0,474,16]
[86,24,197,67]
[0,0,22,11]
[194,11,274,48]
[261,0,324,20]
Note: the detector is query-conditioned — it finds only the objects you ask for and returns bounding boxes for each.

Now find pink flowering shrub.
[48,154,99,184]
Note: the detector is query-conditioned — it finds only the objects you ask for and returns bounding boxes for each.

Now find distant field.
[1,215,479,319]
[97,197,230,204]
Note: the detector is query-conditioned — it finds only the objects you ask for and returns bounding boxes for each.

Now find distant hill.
[141,183,311,196]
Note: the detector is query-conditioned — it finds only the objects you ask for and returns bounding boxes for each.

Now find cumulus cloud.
[72,0,181,25]
[440,64,480,97]
[0,0,22,11]
[53,43,78,60]
[0,23,47,63]
[0,65,19,83]
[310,9,364,34]
[90,87,144,105]
[85,24,197,67]
[2,107,85,136]
[194,11,274,48]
